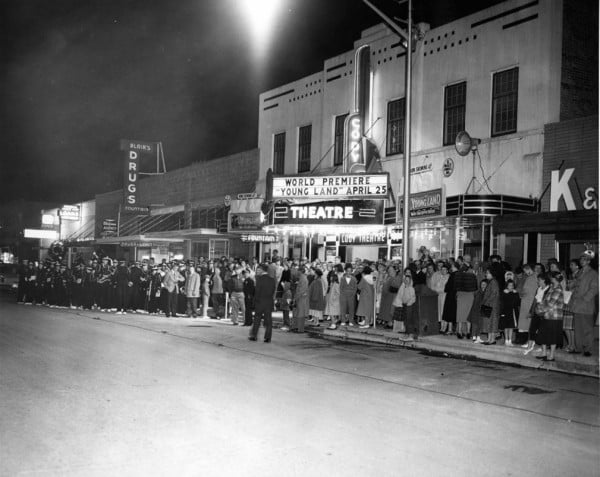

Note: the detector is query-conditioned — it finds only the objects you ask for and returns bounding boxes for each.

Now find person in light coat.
[184,264,201,318]
[162,264,184,318]
[516,264,537,345]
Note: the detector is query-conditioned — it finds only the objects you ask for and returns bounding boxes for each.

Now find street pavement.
[1,296,599,477]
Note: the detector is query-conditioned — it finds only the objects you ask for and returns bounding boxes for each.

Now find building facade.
[255,0,598,267]
[90,149,260,262]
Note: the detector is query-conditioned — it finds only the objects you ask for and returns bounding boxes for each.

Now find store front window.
[209,239,229,260]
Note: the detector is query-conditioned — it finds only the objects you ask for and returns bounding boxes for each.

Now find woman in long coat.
[356,266,375,328]
[379,266,401,327]
[516,264,537,344]
[325,273,340,327]
[308,268,326,325]
[441,263,458,334]
[292,267,309,333]
[481,269,500,344]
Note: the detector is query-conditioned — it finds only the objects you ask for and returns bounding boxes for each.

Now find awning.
[494,209,598,236]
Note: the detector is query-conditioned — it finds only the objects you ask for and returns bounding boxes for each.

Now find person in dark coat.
[249,264,276,343]
[242,270,255,326]
[499,279,521,345]
[114,259,130,314]
[441,263,458,334]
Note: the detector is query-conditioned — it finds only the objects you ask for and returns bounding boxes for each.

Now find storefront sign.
[272,173,388,200]
[59,205,80,221]
[398,188,445,220]
[240,233,279,243]
[389,228,403,244]
[339,230,387,245]
[41,213,59,230]
[237,192,257,200]
[273,199,384,225]
[410,163,433,175]
[122,139,155,211]
[228,212,264,232]
[550,168,597,211]
[24,229,59,240]
[123,205,150,214]
[119,241,162,248]
[101,219,117,237]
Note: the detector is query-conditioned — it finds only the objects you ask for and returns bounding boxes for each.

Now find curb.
[306,326,599,378]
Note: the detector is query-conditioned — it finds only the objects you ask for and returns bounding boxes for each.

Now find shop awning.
[494,209,598,237]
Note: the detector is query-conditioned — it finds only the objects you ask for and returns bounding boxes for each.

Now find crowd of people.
[15,247,598,358]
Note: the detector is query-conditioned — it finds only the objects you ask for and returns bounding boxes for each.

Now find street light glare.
[239,0,284,58]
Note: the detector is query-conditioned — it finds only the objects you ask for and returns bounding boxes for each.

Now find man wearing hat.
[97,257,113,311]
[129,261,144,312]
[249,264,276,342]
[570,251,598,357]
[162,262,184,318]
[114,259,131,314]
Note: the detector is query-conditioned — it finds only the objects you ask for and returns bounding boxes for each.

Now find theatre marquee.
[271,173,389,200]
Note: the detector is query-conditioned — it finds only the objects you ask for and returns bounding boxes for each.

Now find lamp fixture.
[455,131,483,194]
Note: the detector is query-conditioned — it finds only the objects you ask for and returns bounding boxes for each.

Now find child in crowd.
[499,279,520,345]
[392,269,416,337]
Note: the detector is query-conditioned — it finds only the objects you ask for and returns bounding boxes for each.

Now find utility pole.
[362,0,412,267]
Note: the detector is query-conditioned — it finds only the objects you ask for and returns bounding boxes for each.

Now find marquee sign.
[273,199,384,225]
[271,173,389,200]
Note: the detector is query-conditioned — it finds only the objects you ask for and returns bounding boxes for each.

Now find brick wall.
[95,149,259,236]
[541,116,598,212]
[560,1,598,120]
[539,115,598,262]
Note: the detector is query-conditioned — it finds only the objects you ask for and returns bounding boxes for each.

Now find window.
[491,67,518,136]
[298,125,312,172]
[386,98,405,155]
[273,132,285,174]
[333,113,348,166]
[443,82,466,146]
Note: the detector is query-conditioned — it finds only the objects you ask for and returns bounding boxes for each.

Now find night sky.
[1,0,502,205]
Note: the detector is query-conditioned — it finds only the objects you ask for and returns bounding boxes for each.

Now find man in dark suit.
[249,264,276,343]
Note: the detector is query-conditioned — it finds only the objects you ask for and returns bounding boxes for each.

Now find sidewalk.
[267,311,600,378]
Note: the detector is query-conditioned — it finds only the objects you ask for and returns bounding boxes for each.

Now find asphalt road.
[1,296,598,477]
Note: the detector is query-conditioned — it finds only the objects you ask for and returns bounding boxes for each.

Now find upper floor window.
[443,81,466,146]
[273,132,285,174]
[333,113,348,167]
[386,98,405,156]
[492,67,518,136]
[298,125,312,173]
